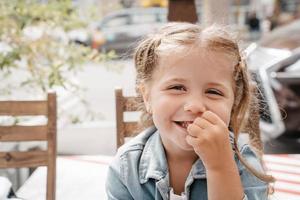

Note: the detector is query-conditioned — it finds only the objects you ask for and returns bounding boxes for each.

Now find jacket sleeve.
[239,145,269,200]
[105,158,134,200]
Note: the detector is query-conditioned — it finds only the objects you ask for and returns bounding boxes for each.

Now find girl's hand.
[186,110,235,171]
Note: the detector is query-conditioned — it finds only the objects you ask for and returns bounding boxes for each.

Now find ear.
[139,84,151,113]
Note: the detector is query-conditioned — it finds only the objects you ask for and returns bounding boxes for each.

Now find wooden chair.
[0,92,57,200]
[115,88,140,149]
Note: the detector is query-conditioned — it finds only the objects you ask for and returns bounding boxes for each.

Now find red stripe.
[62,156,111,165]
[265,160,300,168]
[274,188,300,196]
[266,155,290,158]
[273,177,300,185]
[267,169,300,176]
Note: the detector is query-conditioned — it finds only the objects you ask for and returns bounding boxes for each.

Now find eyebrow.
[207,82,225,87]
[164,78,188,84]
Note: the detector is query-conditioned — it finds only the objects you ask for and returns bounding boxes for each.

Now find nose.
[183,95,206,114]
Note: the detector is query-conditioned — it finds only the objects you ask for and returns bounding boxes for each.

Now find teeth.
[180,121,192,129]
[182,122,188,129]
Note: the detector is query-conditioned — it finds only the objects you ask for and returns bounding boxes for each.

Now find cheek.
[150,95,180,124]
[208,101,233,126]
[151,94,177,112]
[221,107,233,126]
[225,102,234,126]
[221,92,235,126]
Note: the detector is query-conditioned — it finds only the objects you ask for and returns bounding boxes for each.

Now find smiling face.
[141,47,236,155]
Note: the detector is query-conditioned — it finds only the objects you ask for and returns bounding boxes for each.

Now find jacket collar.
[139,129,168,184]
[138,128,207,184]
[138,128,240,184]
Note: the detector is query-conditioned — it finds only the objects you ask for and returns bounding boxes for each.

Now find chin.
[177,142,195,152]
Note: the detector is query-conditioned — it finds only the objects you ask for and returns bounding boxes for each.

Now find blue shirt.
[106,127,268,200]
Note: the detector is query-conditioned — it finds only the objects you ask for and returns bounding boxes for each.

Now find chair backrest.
[115,88,140,149]
[0,92,56,200]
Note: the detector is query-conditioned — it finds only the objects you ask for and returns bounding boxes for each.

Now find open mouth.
[174,121,193,129]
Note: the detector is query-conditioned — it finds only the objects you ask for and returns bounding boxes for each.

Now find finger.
[186,134,201,148]
[187,123,204,138]
[202,110,225,126]
[193,117,211,129]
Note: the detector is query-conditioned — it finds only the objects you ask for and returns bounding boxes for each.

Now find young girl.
[106,22,274,200]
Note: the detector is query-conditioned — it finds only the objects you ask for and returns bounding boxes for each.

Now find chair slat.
[115,88,140,149]
[46,92,57,200]
[0,150,48,168]
[0,101,48,116]
[115,88,124,148]
[124,122,139,137]
[0,125,47,141]
[123,97,139,111]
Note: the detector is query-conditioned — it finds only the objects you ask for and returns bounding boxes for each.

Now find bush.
[0,0,115,123]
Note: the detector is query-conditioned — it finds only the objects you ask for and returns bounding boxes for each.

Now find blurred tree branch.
[0,0,115,123]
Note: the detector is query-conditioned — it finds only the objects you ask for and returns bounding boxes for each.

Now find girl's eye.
[207,89,223,96]
[169,85,186,91]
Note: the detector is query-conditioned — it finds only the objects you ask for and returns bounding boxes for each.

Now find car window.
[259,19,300,50]
[157,13,167,22]
[131,13,158,24]
[102,15,129,28]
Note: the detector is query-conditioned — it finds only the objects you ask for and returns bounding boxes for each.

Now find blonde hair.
[134,22,275,185]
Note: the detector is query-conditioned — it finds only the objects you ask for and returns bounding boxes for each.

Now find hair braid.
[231,58,275,183]
[134,36,162,129]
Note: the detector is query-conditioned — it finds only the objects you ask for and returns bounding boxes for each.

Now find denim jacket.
[106,127,268,200]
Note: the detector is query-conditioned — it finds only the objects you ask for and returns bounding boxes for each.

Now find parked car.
[259,19,300,50]
[87,8,168,56]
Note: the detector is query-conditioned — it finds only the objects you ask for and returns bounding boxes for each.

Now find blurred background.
[1,0,300,196]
